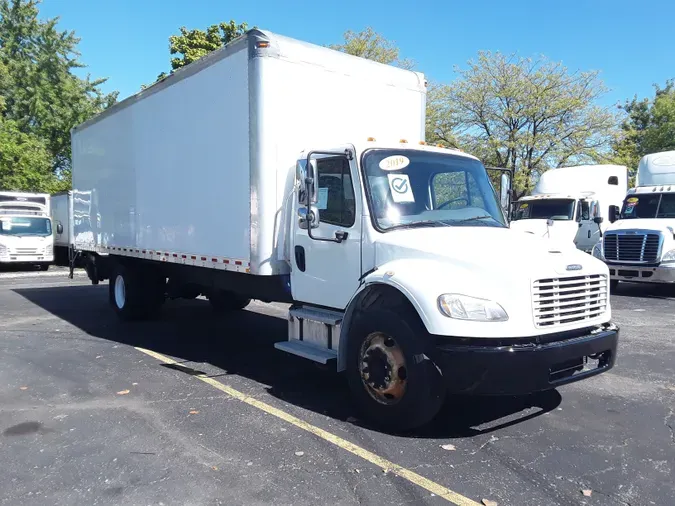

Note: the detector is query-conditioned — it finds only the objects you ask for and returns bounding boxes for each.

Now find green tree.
[428,52,618,197]
[616,80,675,171]
[148,20,250,84]
[329,27,414,69]
[0,0,117,190]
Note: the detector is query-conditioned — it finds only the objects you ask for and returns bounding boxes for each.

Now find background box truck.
[510,165,628,252]
[71,30,619,430]
[593,151,675,289]
[0,191,54,270]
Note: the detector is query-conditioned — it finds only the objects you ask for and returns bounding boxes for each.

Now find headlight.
[592,242,604,260]
[437,294,508,322]
[661,248,675,263]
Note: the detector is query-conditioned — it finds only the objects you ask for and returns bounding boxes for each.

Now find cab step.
[274,340,337,364]
[274,305,344,364]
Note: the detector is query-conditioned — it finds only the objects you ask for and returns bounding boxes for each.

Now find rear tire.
[209,290,251,312]
[109,264,165,321]
[346,307,445,431]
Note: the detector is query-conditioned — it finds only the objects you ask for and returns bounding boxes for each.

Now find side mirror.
[608,205,619,223]
[546,218,554,227]
[298,206,320,230]
[297,158,318,206]
[499,173,511,211]
[593,216,603,225]
[56,222,64,235]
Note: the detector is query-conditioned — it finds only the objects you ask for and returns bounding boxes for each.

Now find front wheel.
[38,264,49,272]
[346,308,445,431]
[610,279,619,292]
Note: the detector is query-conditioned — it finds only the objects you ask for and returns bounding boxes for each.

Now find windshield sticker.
[626,197,638,203]
[379,155,410,171]
[316,187,328,210]
[519,203,529,209]
[387,174,415,203]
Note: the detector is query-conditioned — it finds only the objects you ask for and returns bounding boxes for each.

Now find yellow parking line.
[135,347,481,506]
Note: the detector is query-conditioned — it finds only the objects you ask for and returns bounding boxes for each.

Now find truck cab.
[281,140,618,428]
[510,165,628,253]
[0,192,54,270]
[593,151,675,288]
[511,193,602,252]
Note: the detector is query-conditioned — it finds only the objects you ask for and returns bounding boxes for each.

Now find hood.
[509,219,578,242]
[606,218,675,235]
[374,225,600,284]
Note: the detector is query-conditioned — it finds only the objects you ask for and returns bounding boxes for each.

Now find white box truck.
[71,30,619,430]
[0,191,54,270]
[593,151,675,289]
[510,165,628,253]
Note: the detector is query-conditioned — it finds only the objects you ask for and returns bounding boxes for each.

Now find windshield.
[621,193,675,219]
[361,149,507,231]
[513,199,575,221]
[0,216,52,236]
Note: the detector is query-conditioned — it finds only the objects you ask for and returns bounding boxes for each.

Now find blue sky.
[40,0,674,106]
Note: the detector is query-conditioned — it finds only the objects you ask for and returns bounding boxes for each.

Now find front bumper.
[607,263,675,284]
[0,255,53,264]
[433,323,618,395]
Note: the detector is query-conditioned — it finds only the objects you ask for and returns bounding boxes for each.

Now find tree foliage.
[329,27,414,69]
[428,52,618,197]
[615,80,675,171]
[0,0,117,191]
[149,20,250,84]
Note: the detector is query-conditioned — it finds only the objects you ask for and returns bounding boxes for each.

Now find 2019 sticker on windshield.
[625,197,638,214]
[519,203,529,209]
[379,155,410,171]
[387,174,415,203]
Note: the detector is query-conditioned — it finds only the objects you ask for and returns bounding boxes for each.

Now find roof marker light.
[367,137,376,142]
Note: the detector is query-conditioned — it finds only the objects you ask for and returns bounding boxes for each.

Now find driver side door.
[290,149,363,310]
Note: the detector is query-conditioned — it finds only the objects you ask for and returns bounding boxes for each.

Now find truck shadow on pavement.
[14,283,560,437]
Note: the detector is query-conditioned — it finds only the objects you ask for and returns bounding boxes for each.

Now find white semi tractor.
[71,30,619,429]
[0,191,54,270]
[510,165,628,253]
[593,151,675,289]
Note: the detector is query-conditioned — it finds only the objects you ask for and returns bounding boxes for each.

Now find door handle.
[588,230,591,238]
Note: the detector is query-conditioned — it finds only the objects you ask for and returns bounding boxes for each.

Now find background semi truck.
[71,30,619,430]
[0,191,54,270]
[593,151,675,289]
[510,165,628,252]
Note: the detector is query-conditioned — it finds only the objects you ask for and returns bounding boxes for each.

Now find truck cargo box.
[72,29,425,277]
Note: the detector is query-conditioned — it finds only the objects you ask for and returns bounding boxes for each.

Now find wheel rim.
[359,332,407,405]
[114,275,126,309]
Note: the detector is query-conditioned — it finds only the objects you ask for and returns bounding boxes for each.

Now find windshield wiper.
[452,215,494,223]
[387,220,449,231]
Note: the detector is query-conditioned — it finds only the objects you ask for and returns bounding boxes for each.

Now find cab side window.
[577,201,590,221]
[316,157,355,227]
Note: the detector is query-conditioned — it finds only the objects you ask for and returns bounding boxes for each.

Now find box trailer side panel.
[72,42,251,264]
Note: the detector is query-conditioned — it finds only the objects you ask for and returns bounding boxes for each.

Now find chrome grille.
[603,233,660,263]
[13,247,38,256]
[533,275,608,328]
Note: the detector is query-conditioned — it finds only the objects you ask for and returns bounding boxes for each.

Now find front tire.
[38,264,49,271]
[610,279,619,292]
[346,308,445,431]
[109,264,164,321]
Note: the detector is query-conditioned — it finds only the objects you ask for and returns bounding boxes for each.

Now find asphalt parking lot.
[0,269,673,506]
